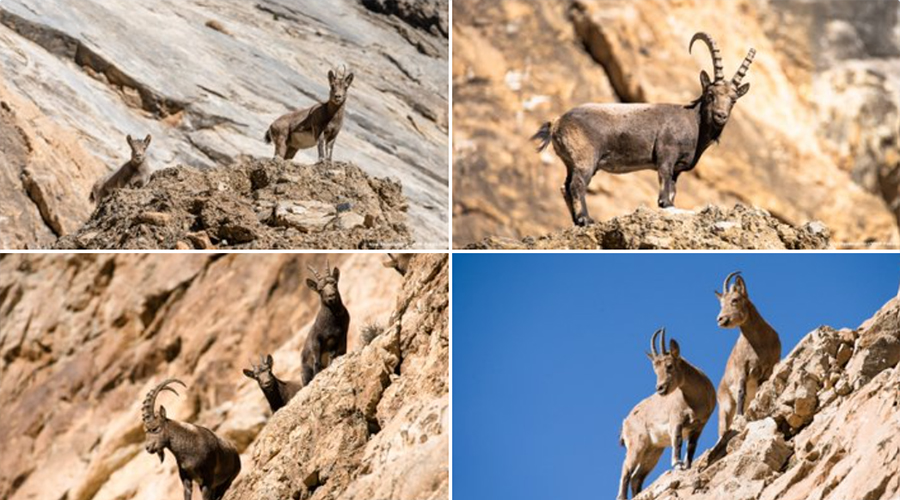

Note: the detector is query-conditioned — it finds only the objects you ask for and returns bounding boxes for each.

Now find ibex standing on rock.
[715,271,781,437]
[265,66,354,164]
[301,260,350,385]
[91,134,153,203]
[243,354,303,413]
[142,379,241,500]
[533,32,755,225]
[618,329,716,500]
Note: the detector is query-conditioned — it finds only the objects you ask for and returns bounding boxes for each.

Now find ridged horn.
[650,328,663,356]
[723,271,742,293]
[732,48,756,87]
[142,378,186,429]
[660,327,668,354]
[690,32,724,82]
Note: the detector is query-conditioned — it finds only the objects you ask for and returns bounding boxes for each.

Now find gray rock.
[273,200,336,233]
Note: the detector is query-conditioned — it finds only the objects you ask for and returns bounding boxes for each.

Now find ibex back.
[533,32,755,226]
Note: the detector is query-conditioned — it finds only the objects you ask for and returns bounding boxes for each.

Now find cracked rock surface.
[0,0,448,248]
[0,253,448,500]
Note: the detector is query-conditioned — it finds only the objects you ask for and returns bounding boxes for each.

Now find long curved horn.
[732,48,756,87]
[650,328,663,356]
[690,32,724,82]
[142,378,186,429]
[307,264,322,282]
[723,271,742,293]
[660,328,668,355]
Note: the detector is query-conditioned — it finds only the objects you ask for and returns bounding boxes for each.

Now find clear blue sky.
[452,254,899,500]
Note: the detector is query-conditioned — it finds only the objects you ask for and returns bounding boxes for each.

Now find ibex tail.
[531,121,552,152]
[264,128,272,144]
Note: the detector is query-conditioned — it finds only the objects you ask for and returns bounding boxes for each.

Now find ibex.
[301,260,350,385]
[533,32,755,225]
[383,253,413,276]
[618,328,716,500]
[243,354,302,413]
[91,134,153,203]
[715,271,781,437]
[142,379,241,500]
[264,66,354,164]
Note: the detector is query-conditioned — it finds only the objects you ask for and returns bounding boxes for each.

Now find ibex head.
[243,354,277,389]
[126,134,152,164]
[142,378,186,463]
[715,271,750,328]
[327,66,354,106]
[689,33,754,128]
[307,259,342,307]
[645,328,684,396]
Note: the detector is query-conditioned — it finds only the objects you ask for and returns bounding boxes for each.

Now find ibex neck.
[739,302,777,344]
[678,360,713,407]
[263,379,287,411]
[692,103,722,160]
[326,100,344,118]
[166,421,206,460]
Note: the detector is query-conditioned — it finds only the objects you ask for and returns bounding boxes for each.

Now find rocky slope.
[635,291,900,499]
[0,0,448,249]
[465,204,830,250]
[54,158,412,250]
[0,253,448,500]
[452,0,900,248]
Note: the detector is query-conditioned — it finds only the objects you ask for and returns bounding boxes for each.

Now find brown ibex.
[243,354,302,413]
[301,260,350,385]
[533,32,755,225]
[264,66,354,164]
[91,134,153,203]
[618,328,716,500]
[142,379,241,500]
[715,271,781,437]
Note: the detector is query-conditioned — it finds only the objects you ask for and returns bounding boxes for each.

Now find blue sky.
[452,254,899,500]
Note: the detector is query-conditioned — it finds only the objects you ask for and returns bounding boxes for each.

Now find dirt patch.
[55,157,412,249]
[465,204,830,250]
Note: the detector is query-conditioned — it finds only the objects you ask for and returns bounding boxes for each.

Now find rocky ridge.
[465,204,831,250]
[0,253,448,500]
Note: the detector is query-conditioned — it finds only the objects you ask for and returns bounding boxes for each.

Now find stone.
[273,200,336,233]
[336,211,366,230]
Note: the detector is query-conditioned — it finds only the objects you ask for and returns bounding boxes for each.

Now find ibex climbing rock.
[383,253,413,276]
[618,329,716,500]
[533,32,755,225]
[265,66,354,164]
[91,134,153,203]
[715,271,781,437]
[243,354,302,413]
[142,379,241,500]
[301,260,350,385]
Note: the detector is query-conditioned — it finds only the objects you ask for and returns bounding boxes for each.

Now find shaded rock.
[465,204,830,250]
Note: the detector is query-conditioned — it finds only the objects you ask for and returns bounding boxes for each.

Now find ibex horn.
[723,271,742,293]
[307,263,322,282]
[660,327,668,355]
[650,328,663,356]
[732,48,756,87]
[142,378,186,429]
[690,32,724,83]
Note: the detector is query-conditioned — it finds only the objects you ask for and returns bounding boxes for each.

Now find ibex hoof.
[658,199,674,209]
[575,216,595,227]
[673,461,686,471]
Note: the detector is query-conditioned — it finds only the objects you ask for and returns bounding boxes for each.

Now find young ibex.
[142,379,241,500]
[301,260,350,385]
[618,328,716,500]
[533,32,755,225]
[264,66,354,164]
[90,134,153,203]
[715,271,781,437]
[243,354,302,413]
[383,253,413,276]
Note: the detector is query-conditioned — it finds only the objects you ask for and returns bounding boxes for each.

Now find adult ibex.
[265,66,354,164]
[243,354,302,413]
[533,32,755,225]
[618,329,716,500]
[715,271,781,437]
[301,260,350,385]
[142,379,241,500]
[91,134,153,203]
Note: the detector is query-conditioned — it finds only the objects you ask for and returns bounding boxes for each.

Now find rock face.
[465,204,830,250]
[0,0,448,249]
[635,296,900,500]
[54,158,412,250]
[0,253,448,500]
[452,0,900,248]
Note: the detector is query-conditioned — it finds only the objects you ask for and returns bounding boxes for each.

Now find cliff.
[452,0,900,248]
[0,0,449,249]
[0,253,448,500]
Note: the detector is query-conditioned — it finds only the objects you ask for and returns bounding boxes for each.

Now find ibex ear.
[645,351,654,361]
[159,406,167,419]
[306,278,318,291]
[265,354,273,366]
[126,134,134,146]
[242,369,256,379]
[328,70,336,83]
[332,267,340,281]
[144,134,152,145]
[669,340,681,358]
[736,83,750,98]
[714,290,722,299]
[700,70,712,90]
[734,276,747,295]
[345,73,354,86]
